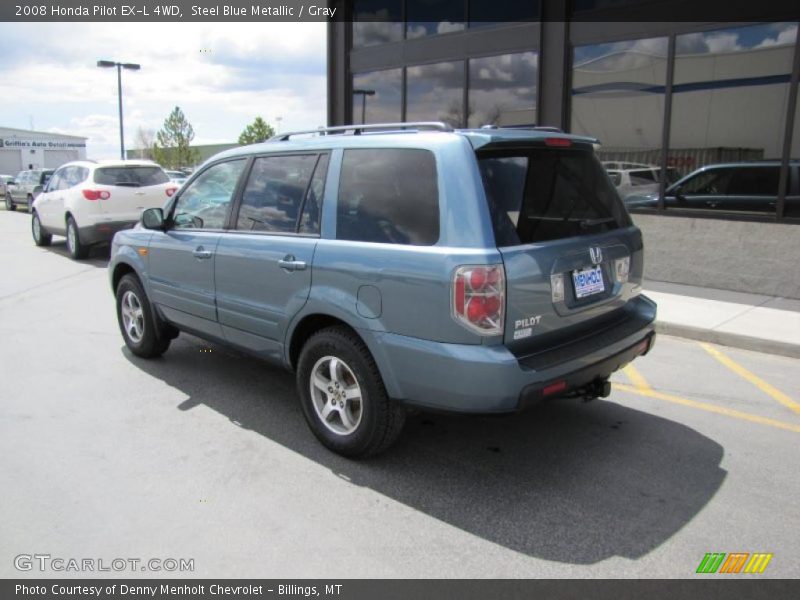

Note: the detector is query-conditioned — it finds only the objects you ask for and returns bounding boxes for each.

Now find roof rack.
[270,121,453,142]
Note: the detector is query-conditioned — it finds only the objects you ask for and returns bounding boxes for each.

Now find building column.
[538,2,570,129]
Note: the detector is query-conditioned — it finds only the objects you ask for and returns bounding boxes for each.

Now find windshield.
[478,147,631,245]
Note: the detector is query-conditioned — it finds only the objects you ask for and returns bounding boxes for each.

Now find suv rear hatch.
[94,165,173,221]
[474,137,646,365]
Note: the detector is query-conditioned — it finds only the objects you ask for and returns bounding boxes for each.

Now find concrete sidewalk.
[644,281,800,359]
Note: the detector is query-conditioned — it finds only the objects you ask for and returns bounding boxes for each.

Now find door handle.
[278,255,307,272]
[193,246,212,259]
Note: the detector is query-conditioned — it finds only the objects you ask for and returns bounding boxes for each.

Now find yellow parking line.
[699,342,800,416]
[613,382,800,434]
[623,364,652,392]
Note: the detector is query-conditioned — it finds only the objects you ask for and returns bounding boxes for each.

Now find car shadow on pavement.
[39,240,111,267]
[124,333,726,566]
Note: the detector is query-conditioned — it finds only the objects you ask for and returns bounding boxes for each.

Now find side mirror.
[142,207,165,230]
[674,185,686,202]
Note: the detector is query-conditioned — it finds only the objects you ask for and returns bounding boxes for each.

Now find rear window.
[337,148,439,246]
[478,148,631,246]
[94,166,168,187]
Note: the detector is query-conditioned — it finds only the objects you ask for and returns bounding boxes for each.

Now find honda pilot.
[108,123,656,457]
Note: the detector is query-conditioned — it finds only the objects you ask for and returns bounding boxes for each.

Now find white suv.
[31,160,177,259]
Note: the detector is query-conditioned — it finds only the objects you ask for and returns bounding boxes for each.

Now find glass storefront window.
[571,37,668,202]
[406,0,465,39]
[789,88,800,218]
[406,60,465,126]
[668,23,797,216]
[352,0,403,48]
[352,68,403,124]
[468,52,538,127]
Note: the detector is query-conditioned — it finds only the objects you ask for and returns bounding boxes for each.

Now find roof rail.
[270,121,453,142]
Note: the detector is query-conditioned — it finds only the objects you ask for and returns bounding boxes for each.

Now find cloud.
[0,22,326,159]
[755,23,798,48]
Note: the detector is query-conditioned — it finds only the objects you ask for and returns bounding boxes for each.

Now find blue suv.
[109,123,656,457]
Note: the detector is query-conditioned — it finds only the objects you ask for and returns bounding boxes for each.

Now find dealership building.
[0,126,87,175]
[327,1,800,297]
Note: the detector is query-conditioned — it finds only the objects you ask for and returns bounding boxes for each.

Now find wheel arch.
[286,312,401,400]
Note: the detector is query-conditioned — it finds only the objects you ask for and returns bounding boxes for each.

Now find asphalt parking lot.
[1,206,799,579]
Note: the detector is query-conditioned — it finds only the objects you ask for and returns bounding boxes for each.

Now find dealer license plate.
[572,265,605,299]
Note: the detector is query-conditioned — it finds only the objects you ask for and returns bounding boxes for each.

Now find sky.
[0,22,327,158]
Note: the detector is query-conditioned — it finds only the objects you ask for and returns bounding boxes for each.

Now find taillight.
[82,189,111,201]
[166,187,177,197]
[545,137,572,147]
[452,265,505,335]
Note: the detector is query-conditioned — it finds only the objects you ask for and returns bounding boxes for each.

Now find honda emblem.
[589,247,603,265]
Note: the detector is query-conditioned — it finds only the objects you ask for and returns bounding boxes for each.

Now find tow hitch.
[581,378,611,401]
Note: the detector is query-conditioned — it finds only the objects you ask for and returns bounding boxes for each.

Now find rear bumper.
[79,220,137,245]
[367,295,656,413]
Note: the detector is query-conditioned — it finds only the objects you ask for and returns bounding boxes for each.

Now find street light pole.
[97,60,141,159]
[352,89,375,124]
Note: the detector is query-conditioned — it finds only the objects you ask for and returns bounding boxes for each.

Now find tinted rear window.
[94,166,168,187]
[337,148,439,246]
[478,148,630,245]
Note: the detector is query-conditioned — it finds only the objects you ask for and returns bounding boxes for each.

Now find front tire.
[65,216,89,259]
[115,274,171,358]
[296,326,405,457]
[31,211,52,246]
[5,194,16,211]
[27,195,35,213]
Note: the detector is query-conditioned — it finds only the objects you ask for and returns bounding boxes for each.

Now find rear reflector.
[166,187,178,197]
[82,189,111,201]
[543,380,567,397]
[545,137,572,147]
[636,339,650,355]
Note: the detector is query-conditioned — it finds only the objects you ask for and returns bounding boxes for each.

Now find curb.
[655,321,800,360]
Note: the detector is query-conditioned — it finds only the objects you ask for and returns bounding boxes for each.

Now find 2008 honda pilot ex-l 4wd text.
[108,123,656,457]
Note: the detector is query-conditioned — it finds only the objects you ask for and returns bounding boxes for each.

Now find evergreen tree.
[153,106,199,169]
[238,116,275,145]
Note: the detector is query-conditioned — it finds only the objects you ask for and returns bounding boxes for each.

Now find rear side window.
[94,166,168,187]
[337,148,439,246]
[236,154,319,233]
[727,167,780,196]
[478,148,630,246]
[629,169,656,185]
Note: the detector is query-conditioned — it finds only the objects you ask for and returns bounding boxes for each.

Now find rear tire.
[115,274,171,358]
[296,326,405,458]
[65,216,89,259]
[31,211,52,247]
[5,194,16,211]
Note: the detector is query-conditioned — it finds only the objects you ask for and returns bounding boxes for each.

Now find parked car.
[1,174,13,202]
[5,168,54,212]
[602,162,679,200]
[31,160,177,259]
[108,123,656,457]
[624,161,799,216]
[165,170,188,186]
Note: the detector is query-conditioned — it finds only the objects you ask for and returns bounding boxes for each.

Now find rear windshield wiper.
[525,215,615,226]
[579,217,616,228]
[113,182,141,187]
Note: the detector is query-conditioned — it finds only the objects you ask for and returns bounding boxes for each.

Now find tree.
[133,127,156,160]
[153,106,199,169]
[238,116,275,145]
